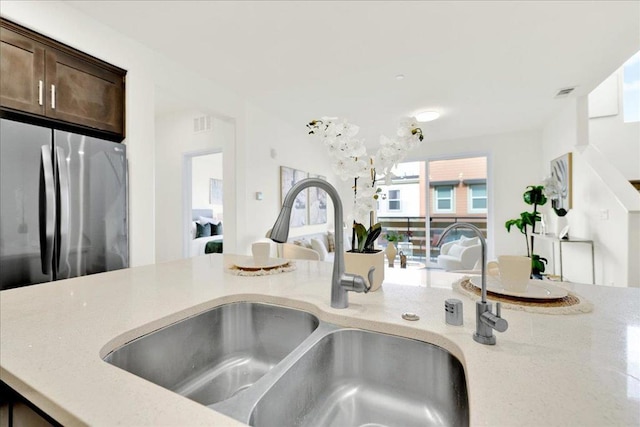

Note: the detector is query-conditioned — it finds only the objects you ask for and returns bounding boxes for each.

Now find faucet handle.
[339,267,374,294]
[366,266,375,292]
[483,302,508,333]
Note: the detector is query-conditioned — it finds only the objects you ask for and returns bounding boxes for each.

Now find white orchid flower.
[308,116,424,230]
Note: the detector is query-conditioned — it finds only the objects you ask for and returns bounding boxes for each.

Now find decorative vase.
[344,250,385,292]
[385,243,397,267]
[555,215,568,238]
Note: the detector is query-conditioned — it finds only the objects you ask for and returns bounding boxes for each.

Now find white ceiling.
[67,1,640,145]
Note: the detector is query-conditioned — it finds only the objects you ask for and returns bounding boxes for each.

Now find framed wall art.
[308,174,327,225]
[209,178,223,205]
[550,152,572,212]
[280,166,308,227]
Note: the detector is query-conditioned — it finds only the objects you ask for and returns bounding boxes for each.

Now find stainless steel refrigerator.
[0,118,128,290]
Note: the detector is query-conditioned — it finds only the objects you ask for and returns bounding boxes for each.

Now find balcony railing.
[377,215,487,262]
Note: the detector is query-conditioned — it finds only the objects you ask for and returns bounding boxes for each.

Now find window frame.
[388,189,401,211]
[467,183,487,214]
[433,185,455,213]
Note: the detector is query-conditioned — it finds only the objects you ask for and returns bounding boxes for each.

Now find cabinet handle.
[51,84,56,109]
[38,80,43,106]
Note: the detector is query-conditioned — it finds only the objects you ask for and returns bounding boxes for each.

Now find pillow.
[447,244,465,258]
[311,238,329,261]
[459,236,480,247]
[327,231,335,252]
[210,222,223,236]
[196,222,211,238]
[198,216,218,225]
[191,222,197,239]
[293,239,312,249]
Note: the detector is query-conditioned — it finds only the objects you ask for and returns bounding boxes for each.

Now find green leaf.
[523,185,548,206]
[364,223,382,251]
[505,218,526,234]
[521,212,536,227]
[531,254,548,274]
[353,223,368,252]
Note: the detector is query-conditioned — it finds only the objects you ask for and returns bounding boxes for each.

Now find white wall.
[192,153,223,212]
[405,130,542,261]
[588,69,640,180]
[1,1,244,266]
[541,97,640,287]
[238,103,339,255]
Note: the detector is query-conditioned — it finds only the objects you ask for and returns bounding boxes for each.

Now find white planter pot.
[344,250,385,292]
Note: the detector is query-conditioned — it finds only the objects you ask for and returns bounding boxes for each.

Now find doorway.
[183,150,223,258]
[426,155,488,268]
[376,155,489,269]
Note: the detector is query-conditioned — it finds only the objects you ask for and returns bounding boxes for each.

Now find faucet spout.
[270,178,370,309]
[435,223,508,345]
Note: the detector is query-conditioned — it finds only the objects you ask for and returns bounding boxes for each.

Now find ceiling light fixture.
[415,111,441,122]
[395,74,405,81]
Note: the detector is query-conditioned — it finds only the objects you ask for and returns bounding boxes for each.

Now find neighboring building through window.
[388,189,401,210]
[434,185,454,213]
[468,183,487,213]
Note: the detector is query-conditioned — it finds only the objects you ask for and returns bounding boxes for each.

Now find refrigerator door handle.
[39,145,55,275]
[55,147,70,271]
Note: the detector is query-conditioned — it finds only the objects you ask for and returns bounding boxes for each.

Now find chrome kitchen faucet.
[436,223,508,345]
[270,178,373,309]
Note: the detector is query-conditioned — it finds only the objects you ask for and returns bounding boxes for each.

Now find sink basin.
[249,329,469,427]
[104,304,467,426]
[104,302,319,405]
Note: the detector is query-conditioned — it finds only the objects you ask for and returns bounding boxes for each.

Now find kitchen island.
[1,254,639,426]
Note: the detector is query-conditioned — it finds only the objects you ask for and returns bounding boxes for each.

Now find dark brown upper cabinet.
[0,25,45,116]
[0,19,126,139]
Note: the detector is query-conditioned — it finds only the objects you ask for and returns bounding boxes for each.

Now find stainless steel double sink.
[103,302,469,426]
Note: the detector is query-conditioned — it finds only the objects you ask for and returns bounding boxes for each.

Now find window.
[623,51,640,123]
[468,184,487,213]
[434,185,454,213]
[388,189,400,210]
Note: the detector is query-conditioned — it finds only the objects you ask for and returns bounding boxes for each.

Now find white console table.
[532,233,595,284]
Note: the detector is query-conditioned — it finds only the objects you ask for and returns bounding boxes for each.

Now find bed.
[189,209,223,257]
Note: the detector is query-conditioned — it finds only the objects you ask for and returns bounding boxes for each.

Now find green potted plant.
[352,222,382,252]
[383,230,403,267]
[384,230,402,243]
[505,185,549,278]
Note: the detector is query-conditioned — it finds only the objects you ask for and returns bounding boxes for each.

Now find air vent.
[193,115,213,133]
[555,87,577,98]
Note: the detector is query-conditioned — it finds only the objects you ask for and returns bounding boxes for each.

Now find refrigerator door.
[0,119,54,289]
[54,130,128,280]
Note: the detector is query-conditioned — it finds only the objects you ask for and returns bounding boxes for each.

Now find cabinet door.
[0,26,45,115]
[45,48,124,135]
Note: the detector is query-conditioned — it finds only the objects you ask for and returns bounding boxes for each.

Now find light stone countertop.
[1,254,639,426]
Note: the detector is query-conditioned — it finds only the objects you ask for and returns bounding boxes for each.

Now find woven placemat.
[226,261,296,276]
[453,277,593,315]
